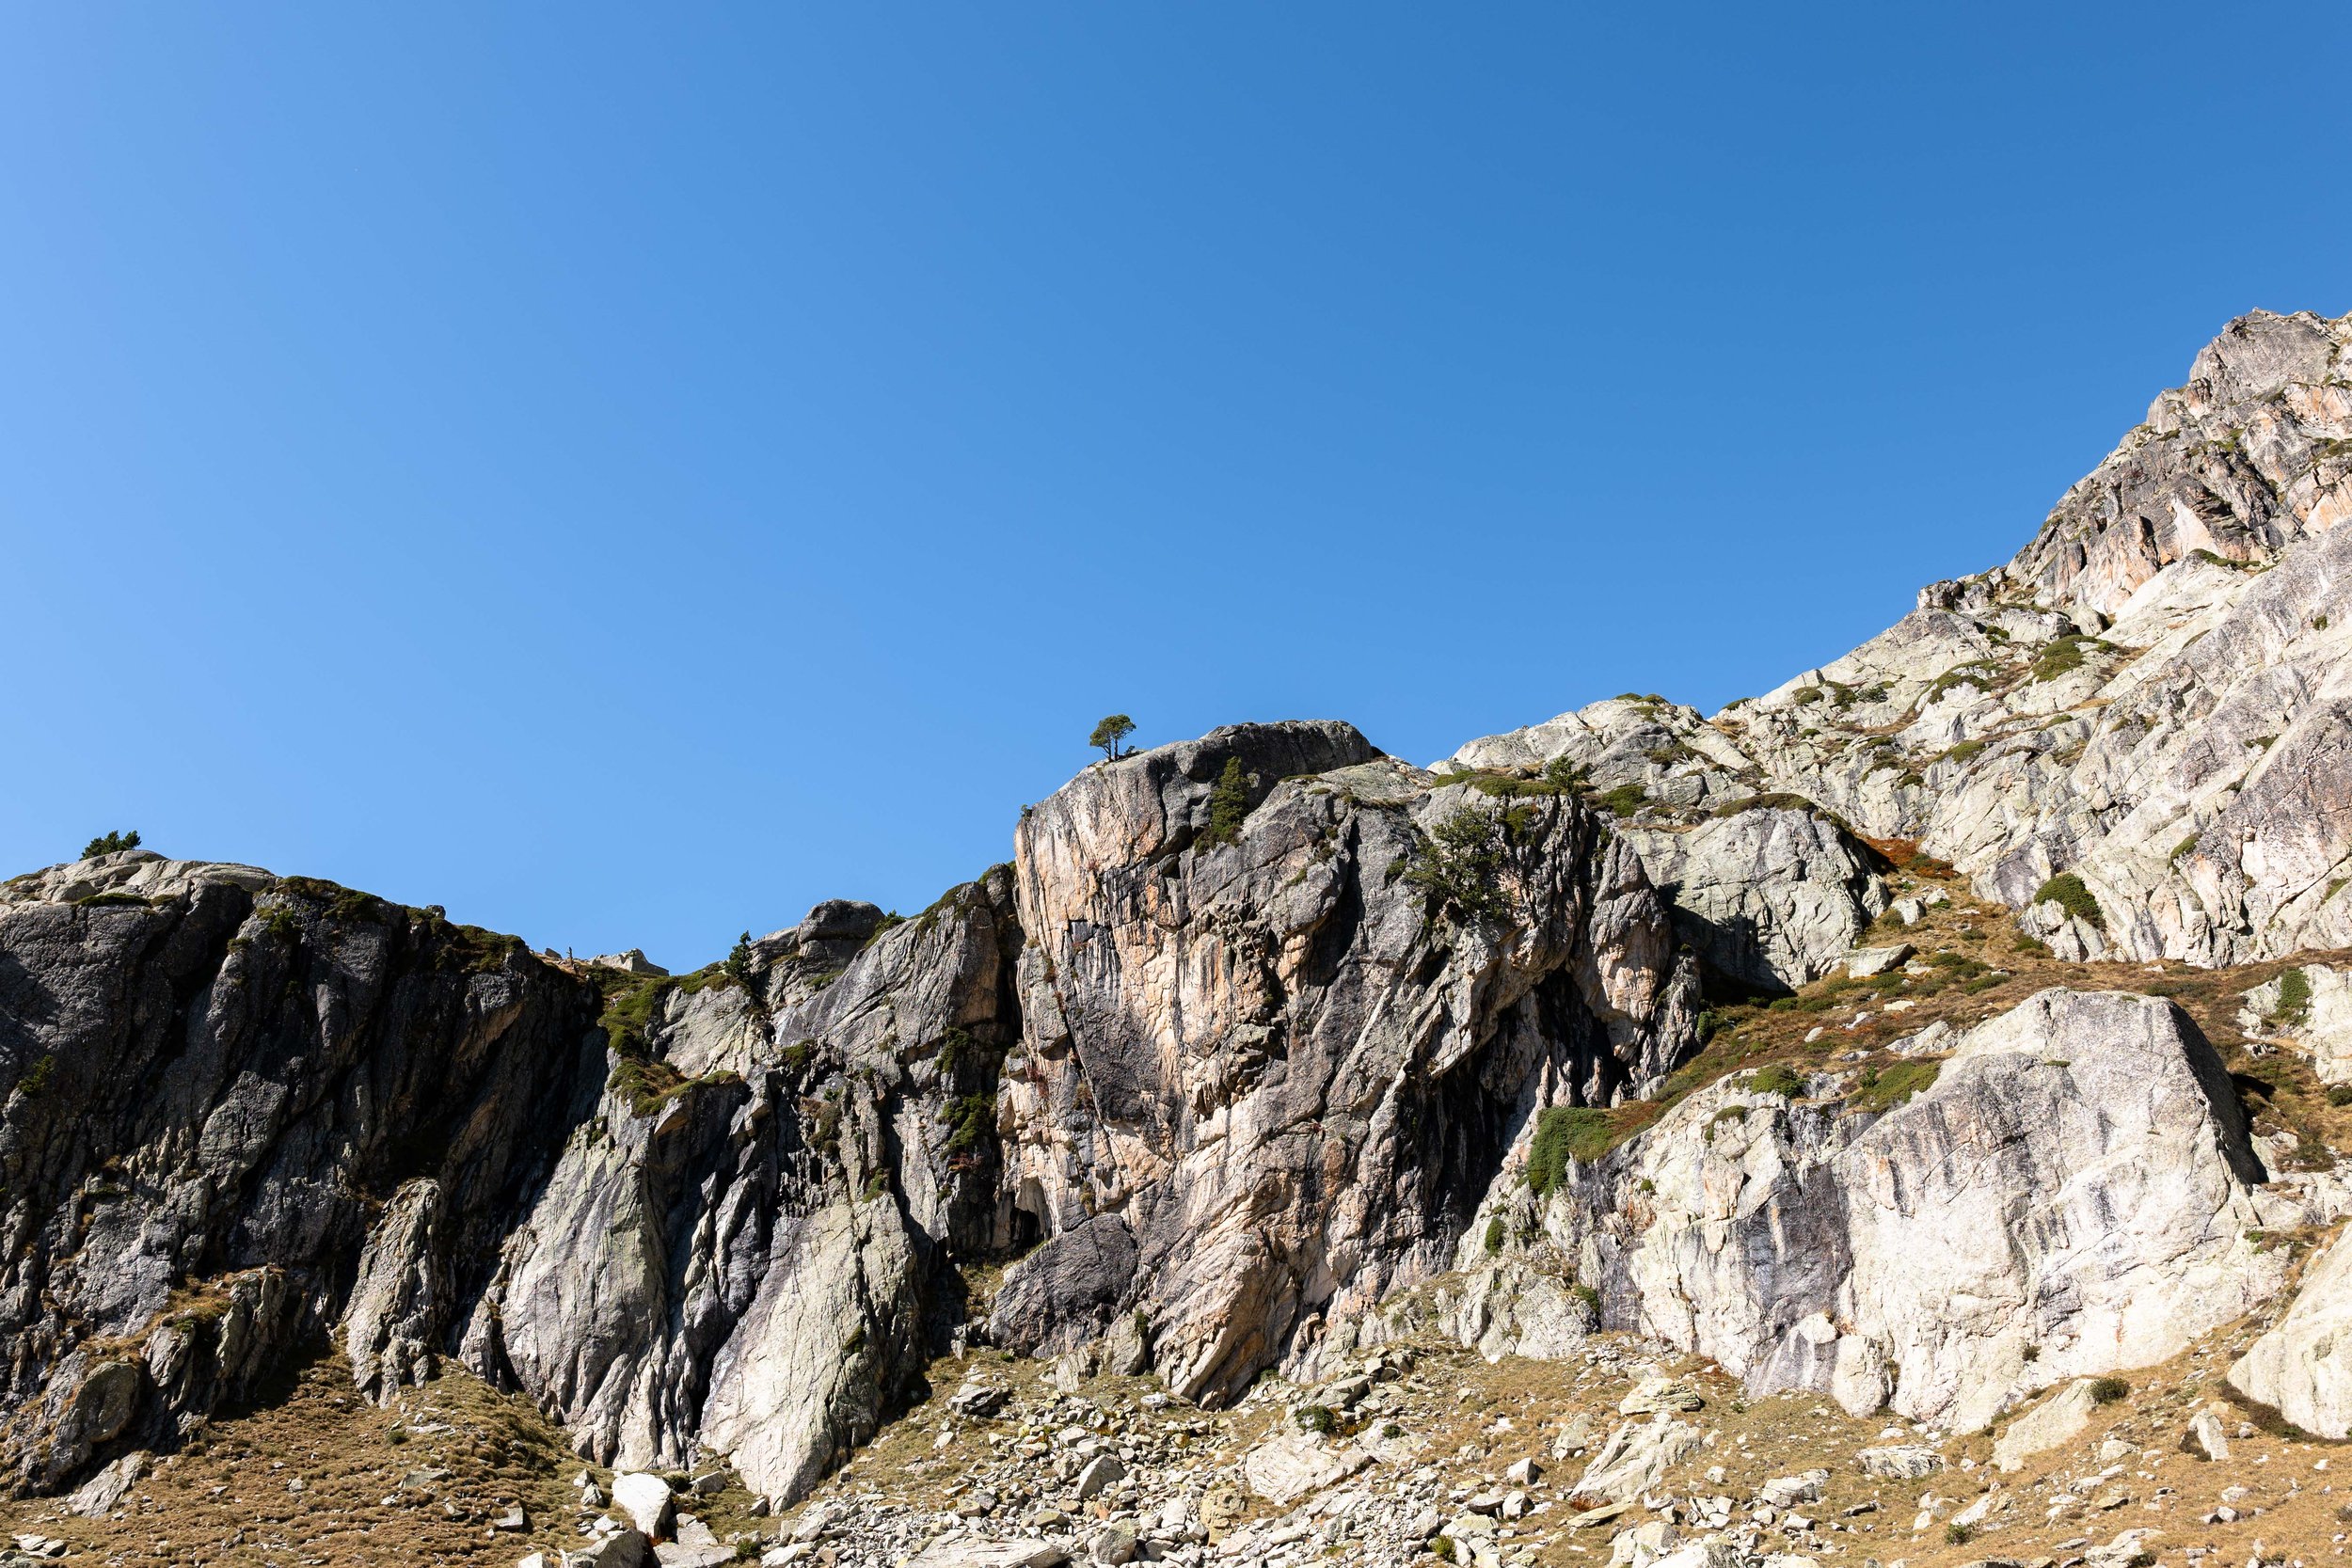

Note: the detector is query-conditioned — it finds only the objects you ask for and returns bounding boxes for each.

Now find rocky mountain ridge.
[7,309,2352,1568]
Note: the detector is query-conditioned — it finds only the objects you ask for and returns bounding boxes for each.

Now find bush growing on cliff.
[81,830,140,859]
[2276,967,2313,1025]
[2033,872,2105,929]
[1527,1106,1615,1196]
[1197,757,1253,849]
[1405,804,1539,923]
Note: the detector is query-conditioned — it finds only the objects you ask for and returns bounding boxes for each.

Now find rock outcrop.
[1454,309,2352,970]
[467,870,1025,1506]
[993,721,1700,1405]
[2228,1221,2352,1437]
[0,853,603,1491]
[1470,988,2284,1431]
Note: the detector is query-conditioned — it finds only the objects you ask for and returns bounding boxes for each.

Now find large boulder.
[2229,1223,2352,1436]
[1519,989,2281,1431]
[1621,806,1889,991]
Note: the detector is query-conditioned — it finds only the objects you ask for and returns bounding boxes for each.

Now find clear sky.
[4,5,2346,967]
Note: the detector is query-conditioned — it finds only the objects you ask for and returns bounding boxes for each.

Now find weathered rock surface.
[2239,963,2352,1084]
[470,868,1025,1506]
[0,853,601,1492]
[2228,1219,2352,1437]
[993,721,1700,1405]
[1471,988,2283,1431]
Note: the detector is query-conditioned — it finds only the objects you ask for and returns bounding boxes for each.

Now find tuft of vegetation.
[2089,1375,2129,1404]
[2276,967,2313,1026]
[597,973,677,1057]
[1482,1215,1504,1255]
[1405,804,1541,924]
[1744,1063,1806,1099]
[1572,1283,1601,1318]
[1197,756,1254,850]
[2033,872,2105,929]
[2328,1085,2352,1109]
[1945,1523,1973,1546]
[81,829,141,859]
[1596,783,1647,817]
[1526,1106,1617,1196]
[1926,660,2003,702]
[1851,1058,1941,1114]
[941,1092,997,1155]
[607,1055,687,1117]
[1295,1403,1337,1436]
[17,1053,56,1099]
[2030,635,2109,683]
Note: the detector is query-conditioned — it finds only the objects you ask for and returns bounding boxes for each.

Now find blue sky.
[4,4,2346,967]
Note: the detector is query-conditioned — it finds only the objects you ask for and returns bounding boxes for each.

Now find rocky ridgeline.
[6,310,2352,1568]
[1455,309,2352,977]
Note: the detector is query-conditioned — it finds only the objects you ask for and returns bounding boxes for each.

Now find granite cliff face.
[7,309,2352,1550]
[1454,989,2301,1432]
[0,854,603,1493]
[991,721,1699,1405]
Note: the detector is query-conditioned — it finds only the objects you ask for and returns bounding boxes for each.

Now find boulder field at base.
[6,309,2352,1568]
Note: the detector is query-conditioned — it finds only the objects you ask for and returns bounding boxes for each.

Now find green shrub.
[2089,1375,2129,1404]
[1597,783,1647,817]
[1945,1523,1973,1546]
[941,1093,997,1154]
[2012,935,2051,957]
[2170,833,2200,863]
[1483,1215,1504,1255]
[1851,1059,1940,1114]
[2030,635,2106,682]
[723,931,755,985]
[1198,756,1255,848]
[1790,686,1824,705]
[608,1055,688,1117]
[1431,1537,1457,1562]
[18,1054,56,1099]
[1527,1106,1616,1195]
[81,830,141,859]
[598,974,678,1056]
[1295,1403,1336,1435]
[2328,1085,2352,1109]
[2033,872,2105,929]
[1541,755,1589,792]
[1744,1063,1805,1099]
[1405,804,1542,923]
[1572,1283,1601,1318]
[2277,967,2313,1025]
